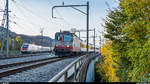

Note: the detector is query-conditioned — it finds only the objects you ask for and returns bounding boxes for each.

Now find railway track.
[0,57,58,69]
[0,53,52,60]
[0,55,81,78]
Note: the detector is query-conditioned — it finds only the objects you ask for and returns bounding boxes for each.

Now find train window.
[56,34,62,41]
[64,35,72,42]
[23,45,28,48]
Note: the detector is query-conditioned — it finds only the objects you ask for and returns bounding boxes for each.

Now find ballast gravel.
[0,57,78,82]
[0,53,55,65]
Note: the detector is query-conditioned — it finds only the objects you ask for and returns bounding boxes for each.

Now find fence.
[49,53,100,82]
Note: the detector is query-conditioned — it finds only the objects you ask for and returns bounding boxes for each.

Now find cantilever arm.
[0,10,5,12]
[52,4,87,19]
[71,7,87,15]
[52,7,56,18]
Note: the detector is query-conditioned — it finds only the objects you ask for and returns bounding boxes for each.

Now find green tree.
[120,0,150,82]
[15,36,24,50]
[104,8,130,82]
[103,0,150,82]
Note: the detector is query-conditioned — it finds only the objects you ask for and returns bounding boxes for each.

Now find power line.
[13,22,36,35]
[11,2,42,26]
[11,0,62,33]
[12,0,60,26]
[55,9,72,28]
[11,0,74,36]
[7,4,38,35]
[0,0,6,10]
[40,28,44,45]
[10,1,45,35]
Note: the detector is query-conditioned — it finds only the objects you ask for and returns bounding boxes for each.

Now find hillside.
[0,27,54,47]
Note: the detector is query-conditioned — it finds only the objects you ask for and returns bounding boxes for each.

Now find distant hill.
[0,26,54,47]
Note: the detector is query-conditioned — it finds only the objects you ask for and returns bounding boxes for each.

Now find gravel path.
[0,53,56,65]
[0,57,78,82]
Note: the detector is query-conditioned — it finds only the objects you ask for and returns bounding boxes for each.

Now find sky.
[0,0,118,46]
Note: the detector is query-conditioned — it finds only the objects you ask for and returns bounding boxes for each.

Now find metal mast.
[52,1,89,52]
[6,0,9,57]
[40,28,44,45]
[94,28,95,53]
[86,2,89,52]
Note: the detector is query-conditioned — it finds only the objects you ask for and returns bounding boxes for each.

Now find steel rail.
[0,57,63,78]
[0,53,51,60]
[0,54,84,78]
[0,57,59,69]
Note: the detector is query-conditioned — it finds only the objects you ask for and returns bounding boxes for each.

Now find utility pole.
[52,1,89,52]
[6,0,9,57]
[94,28,95,53]
[40,28,44,46]
[79,31,80,39]
[86,1,89,52]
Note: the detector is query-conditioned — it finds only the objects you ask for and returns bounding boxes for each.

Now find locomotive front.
[21,43,29,53]
[54,31,73,56]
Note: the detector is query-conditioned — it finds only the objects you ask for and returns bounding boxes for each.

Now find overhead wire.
[0,0,5,10]
[14,0,61,26]
[11,0,63,36]
[11,1,41,25]
[55,9,72,28]
[9,0,96,45]
[0,0,5,23]
[10,0,42,35]
[12,0,82,34]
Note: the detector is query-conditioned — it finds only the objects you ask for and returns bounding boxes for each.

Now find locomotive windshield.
[64,35,72,42]
[55,33,72,42]
[23,45,28,48]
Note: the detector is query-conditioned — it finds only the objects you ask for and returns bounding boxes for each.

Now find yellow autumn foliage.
[100,40,119,82]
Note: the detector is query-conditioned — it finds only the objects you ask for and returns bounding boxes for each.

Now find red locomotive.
[54,31,99,56]
[54,31,81,56]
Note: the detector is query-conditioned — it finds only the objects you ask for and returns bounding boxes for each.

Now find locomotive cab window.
[55,34,62,41]
[64,34,72,42]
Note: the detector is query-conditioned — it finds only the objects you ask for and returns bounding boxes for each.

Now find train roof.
[55,31,74,34]
[55,31,95,45]
[55,31,81,39]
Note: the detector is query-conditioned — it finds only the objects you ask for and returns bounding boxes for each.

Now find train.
[53,31,99,56]
[21,43,54,54]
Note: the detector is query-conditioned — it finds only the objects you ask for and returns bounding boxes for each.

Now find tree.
[119,0,150,82]
[100,40,119,82]
[103,0,150,82]
[15,36,24,50]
